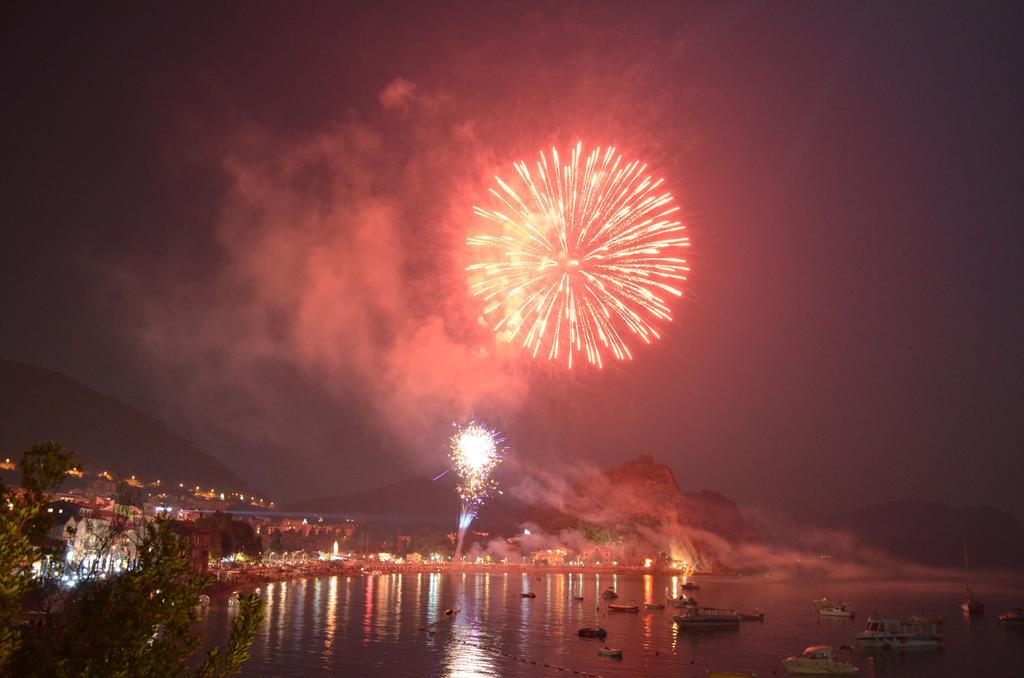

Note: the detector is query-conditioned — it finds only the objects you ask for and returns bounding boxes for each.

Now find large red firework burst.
[467,142,690,368]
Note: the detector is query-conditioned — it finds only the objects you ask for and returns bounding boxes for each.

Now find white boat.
[674,607,741,629]
[597,646,623,658]
[782,645,858,675]
[855,615,944,650]
[194,593,211,613]
[814,598,854,618]
[998,608,1024,624]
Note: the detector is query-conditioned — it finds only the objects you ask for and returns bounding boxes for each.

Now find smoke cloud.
[499,455,969,580]
[124,81,527,495]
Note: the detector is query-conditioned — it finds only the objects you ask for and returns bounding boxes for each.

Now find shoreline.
[202,561,1023,598]
[202,561,734,596]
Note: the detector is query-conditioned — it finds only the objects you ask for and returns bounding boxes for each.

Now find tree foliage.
[0,441,265,677]
[196,512,262,560]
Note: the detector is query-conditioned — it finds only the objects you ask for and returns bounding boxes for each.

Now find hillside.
[286,475,460,525]
[0,360,247,491]
[823,499,1024,571]
[518,455,757,541]
[287,454,759,569]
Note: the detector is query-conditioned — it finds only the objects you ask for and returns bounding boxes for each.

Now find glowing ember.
[450,422,503,507]
[468,142,690,368]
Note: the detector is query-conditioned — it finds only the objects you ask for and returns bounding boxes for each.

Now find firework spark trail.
[449,421,504,560]
[467,142,690,368]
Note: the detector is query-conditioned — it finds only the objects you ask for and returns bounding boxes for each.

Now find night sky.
[3,2,1022,519]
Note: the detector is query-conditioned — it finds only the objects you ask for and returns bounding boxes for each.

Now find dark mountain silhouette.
[0,360,246,490]
[286,454,759,552]
[287,475,461,526]
[822,499,1024,571]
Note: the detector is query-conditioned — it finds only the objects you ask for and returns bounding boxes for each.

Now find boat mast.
[963,533,971,595]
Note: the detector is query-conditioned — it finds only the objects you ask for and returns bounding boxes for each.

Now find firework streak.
[449,422,504,560]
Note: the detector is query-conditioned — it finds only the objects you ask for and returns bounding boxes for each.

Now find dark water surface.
[198,572,1024,676]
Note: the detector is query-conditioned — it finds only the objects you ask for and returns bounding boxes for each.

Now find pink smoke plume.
[125,80,527,490]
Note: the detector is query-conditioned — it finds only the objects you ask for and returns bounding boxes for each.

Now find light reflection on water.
[198,573,1024,677]
[324,575,336,663]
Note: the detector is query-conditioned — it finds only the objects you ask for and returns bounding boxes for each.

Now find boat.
[681,581,699,590]
[597,646,623,658]
[669,595,699,609]
[738,610,764,621]
[674,607,741,629]
[907,609,944,625]
[608,603,639,612]
[520,592,536,598]
[577,627,608,638]
[962,588,985,615]
[709,673,758,678]
[573,595,585,601]
[443,607,459,616]
[194,593,211,613]
[601,587,619,600]
[645,602,666,610]
[855,615,944,650]
[998,608,1024,624]
[961,535,984,614]
[962,593,984,615]
[781,645,858,675]
[814,598,855,618]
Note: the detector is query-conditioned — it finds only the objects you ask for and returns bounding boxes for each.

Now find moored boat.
[855,615,944,650]
[814,598,855,618]
[577,627,608,638]
[782,645,858,675]
[681,581,699,590]
[608,603,639,612]
[907,609,944,625]
[520,592,536,598]
[669,595,699,609]
[961,536,984,614]
[998,608,1024,624]
[597,646,623,658]
[645,602,666,610]
[738,610,764,621]
[962,592,984,615]
[674,607,741,629]
[601,587,619,600]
